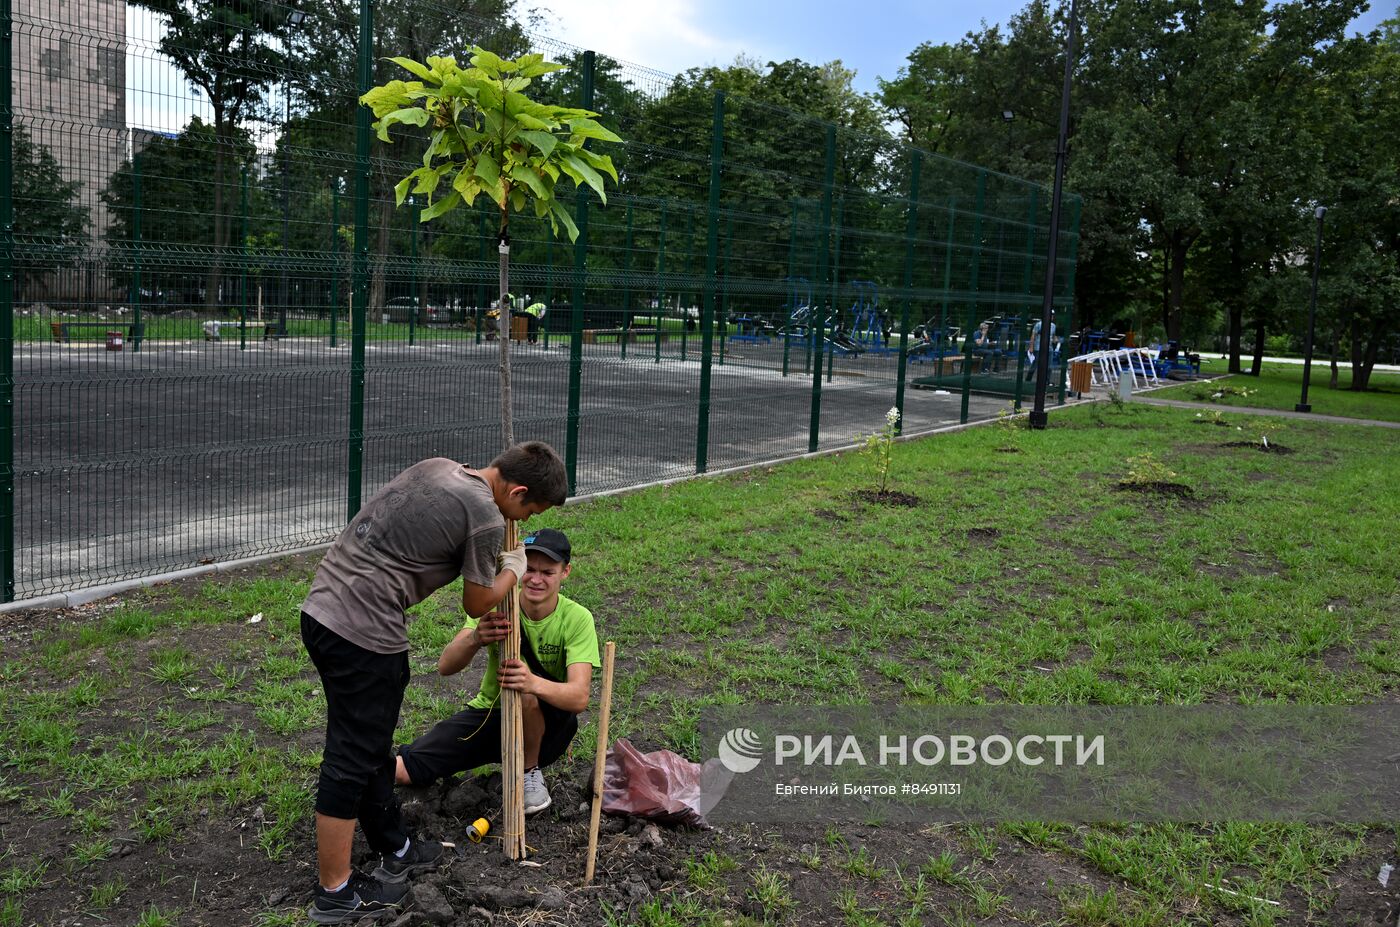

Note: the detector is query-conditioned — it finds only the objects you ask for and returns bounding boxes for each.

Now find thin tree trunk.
[1350,315,1382,392]
[1327,312,1343,390]
[497,207,513,448]
[1166,236,1187,343]
[1249,316,1265,376]
[1227,230,1243,373]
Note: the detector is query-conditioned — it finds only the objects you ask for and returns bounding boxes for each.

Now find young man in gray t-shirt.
[300,441,567,925]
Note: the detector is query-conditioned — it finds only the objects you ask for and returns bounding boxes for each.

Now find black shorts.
[398,699,578,786]
[301,612,410,849]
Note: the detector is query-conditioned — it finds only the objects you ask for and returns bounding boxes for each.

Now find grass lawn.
[1151,358,1400,423]
[2,402,1397,925]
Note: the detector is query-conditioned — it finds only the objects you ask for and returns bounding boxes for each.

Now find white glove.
[500,546,527,583]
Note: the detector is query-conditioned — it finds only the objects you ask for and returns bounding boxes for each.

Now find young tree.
[362,47,619,442]
[362,49,618,859]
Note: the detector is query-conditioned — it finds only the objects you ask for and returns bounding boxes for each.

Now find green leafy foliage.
[361,48,620,240]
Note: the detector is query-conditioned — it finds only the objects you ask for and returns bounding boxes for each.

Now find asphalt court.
[13,334,1011,596]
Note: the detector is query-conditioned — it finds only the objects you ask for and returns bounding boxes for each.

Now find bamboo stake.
[584,641,616,883]
[500,518,526,859]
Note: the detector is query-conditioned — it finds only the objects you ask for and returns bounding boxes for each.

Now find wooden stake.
[584,640,616,883]
[500,518,526,859]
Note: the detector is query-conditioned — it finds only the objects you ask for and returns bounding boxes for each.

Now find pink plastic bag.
[600,738,733,828]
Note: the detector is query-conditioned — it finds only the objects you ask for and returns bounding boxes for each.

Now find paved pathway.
[1132,396,1400,429]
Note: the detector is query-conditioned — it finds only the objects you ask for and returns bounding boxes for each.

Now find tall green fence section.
[1,0,1079,600]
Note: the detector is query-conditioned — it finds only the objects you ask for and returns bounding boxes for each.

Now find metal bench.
[50,321,137,344]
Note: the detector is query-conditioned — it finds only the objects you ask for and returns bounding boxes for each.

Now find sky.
[531,0,1397,94]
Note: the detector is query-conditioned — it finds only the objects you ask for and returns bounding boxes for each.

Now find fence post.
[782,199,797,377]
[544,230,553,351]
[131,153,144,352]
[347,0,372,520]
[239,166,249,350]
[330,181,339,347]
[620,202,633,359]
[654,200,666,364]
[827,197,844,385]
[718,211,731,366]
[1056,196,1082,406]
[408,197,418,347]
[681,204,695,362]
[476,210,487,343]
[565,49,594,494]
[695,90,724,475]
[893,151,922,432]
[0,0,13,601]
[959,172,986,424]
[1013,189,1038,411]
[808,124,836,453]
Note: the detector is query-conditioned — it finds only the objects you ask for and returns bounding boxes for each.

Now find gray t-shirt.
[302,458,504,653]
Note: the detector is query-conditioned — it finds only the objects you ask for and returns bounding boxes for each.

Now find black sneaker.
[308,872,408,924]
[371,837,446,883]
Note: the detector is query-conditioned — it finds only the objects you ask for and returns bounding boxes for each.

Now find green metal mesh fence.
[1,0,1080,600]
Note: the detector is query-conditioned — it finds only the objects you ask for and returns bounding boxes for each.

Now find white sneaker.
[522,767,552,815]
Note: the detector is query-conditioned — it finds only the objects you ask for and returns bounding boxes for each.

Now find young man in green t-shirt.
[396,528,600,814]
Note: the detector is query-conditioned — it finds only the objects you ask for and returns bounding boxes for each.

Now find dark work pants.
[301,613,409,854]
[398,700,578,787]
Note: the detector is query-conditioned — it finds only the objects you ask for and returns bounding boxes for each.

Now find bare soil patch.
[1222,440,1296,454]
[851,489,922,507]
[1113,481,1195,499]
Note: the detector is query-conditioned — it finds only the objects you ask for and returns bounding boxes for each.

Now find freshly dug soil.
[1114,481,1195,498]
[851,489,922,507]
[1222,441,1295,454]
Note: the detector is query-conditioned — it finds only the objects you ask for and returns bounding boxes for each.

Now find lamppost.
[1296,205,1326,413]
[1030,0,1079,430]
[1002,109,1014,166]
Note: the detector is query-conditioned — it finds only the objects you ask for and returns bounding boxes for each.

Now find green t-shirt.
[465,593,600,710]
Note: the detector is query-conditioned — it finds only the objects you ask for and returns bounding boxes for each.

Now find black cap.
[522,528,571,563]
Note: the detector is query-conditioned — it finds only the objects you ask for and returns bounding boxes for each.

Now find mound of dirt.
[1114,481,1194,498]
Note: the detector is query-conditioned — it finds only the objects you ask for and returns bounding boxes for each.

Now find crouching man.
[396,528,599,816]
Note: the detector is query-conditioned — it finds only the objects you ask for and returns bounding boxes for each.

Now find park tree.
[101,119,266,304]
[1313,33,1400,390]
[12,126,89,300]
[132,0,290,309]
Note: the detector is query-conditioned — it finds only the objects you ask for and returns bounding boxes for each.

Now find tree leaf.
[388,56,440,85]
[508,164,549,200]
[518,130,558,160]
[470,47,507,77]
[565,116,622,143]
[420,190,462,221]
[474,151,501,186]
[452,169,481,206]
[359,81,419,117]
[394,175,413,206]
[549,198,580,242]
[573,147,620,183]
[560,153,608,203]
[374,106,430,142]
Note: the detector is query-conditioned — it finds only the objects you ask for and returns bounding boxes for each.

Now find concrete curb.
[0,543,332,614]
[3,397,1091,613]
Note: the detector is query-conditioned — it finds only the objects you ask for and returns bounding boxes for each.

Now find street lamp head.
[287,8,306,27]
[1315,205,1327,220]
[1002,110,1015,122]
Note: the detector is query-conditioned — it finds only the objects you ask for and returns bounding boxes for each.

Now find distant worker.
[522,299,547,345]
